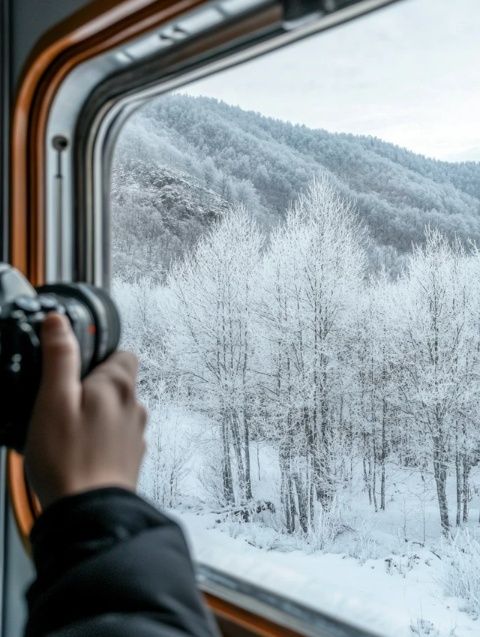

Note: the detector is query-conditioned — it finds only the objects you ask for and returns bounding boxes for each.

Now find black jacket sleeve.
[25,487,219,637]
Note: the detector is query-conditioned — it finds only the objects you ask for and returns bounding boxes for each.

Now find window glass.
[111,1,480,634]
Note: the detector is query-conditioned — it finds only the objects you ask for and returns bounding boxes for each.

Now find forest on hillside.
[112,95,480,636]
[113,94,480,280]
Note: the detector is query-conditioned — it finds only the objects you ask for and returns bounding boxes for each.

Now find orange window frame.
[9,0,208,544]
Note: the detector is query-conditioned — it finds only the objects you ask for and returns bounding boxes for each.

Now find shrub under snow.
[444,530,480,617]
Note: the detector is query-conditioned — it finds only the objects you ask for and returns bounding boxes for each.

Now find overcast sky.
[182,0,480,162]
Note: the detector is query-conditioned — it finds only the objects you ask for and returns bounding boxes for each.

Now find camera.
[0,264,121,452]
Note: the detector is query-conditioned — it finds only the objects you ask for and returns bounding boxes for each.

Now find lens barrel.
[37,283,121,375]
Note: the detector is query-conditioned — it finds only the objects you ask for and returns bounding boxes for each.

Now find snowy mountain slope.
[111,159,230,282]
[113,94,480,276]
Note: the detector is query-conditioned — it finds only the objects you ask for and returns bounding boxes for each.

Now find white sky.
[182,0,480,161]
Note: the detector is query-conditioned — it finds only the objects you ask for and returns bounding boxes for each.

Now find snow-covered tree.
[388,231,476,534]
[257,176,365,532]
[165,206,263,505]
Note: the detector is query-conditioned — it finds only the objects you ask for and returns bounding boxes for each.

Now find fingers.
[87,351,139,402]
[39,313,81,396]
[137,403,148,430]
[94,351,138,378]
[108,351,139,378]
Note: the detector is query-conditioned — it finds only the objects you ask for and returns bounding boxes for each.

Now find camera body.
[0,264,120,452]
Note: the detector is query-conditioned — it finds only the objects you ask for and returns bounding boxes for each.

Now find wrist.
[37,476,137,509]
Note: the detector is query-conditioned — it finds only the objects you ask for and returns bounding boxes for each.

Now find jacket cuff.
[30,487,175,583]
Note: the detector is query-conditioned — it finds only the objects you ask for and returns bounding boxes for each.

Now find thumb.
[39,313,81,395]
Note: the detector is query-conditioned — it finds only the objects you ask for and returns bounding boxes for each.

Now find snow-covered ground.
[179,511,479,637]
[137,407,480,637]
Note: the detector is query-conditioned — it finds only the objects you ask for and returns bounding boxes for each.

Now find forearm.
[26,488,218,637]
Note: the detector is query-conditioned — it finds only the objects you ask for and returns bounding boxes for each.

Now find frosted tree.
[140,398,193,508]
[258,176,365,532]
[165,206,263,505]
[389,231,474,535]
[113,277,168,401]
[351,279,396,512]
[453,249,480,525]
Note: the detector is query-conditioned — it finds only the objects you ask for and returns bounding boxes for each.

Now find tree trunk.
[243,410,253,501]
[380,399,387,511]
[433,444,449,536]
[230,412,246,501]
[313,353,334,511]
[222,420,234,505]
[463,456,470,523]
[363,455,372,505]
[256,440,261,481]
[309,481,315,528]
[293,474,309,534]
[279,434,296,534]
[455,449,462,527]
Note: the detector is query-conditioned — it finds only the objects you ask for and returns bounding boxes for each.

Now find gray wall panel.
[3,2,94,636]
[12,0,93,84]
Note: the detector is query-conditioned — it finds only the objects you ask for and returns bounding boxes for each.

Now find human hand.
[24,313,147,509]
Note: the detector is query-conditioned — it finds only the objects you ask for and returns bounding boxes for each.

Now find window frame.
[8,0,401,634]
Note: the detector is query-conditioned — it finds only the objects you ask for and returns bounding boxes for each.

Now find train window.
[111,0,480,635]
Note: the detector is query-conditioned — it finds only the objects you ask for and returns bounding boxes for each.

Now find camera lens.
[36,283,121,376]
